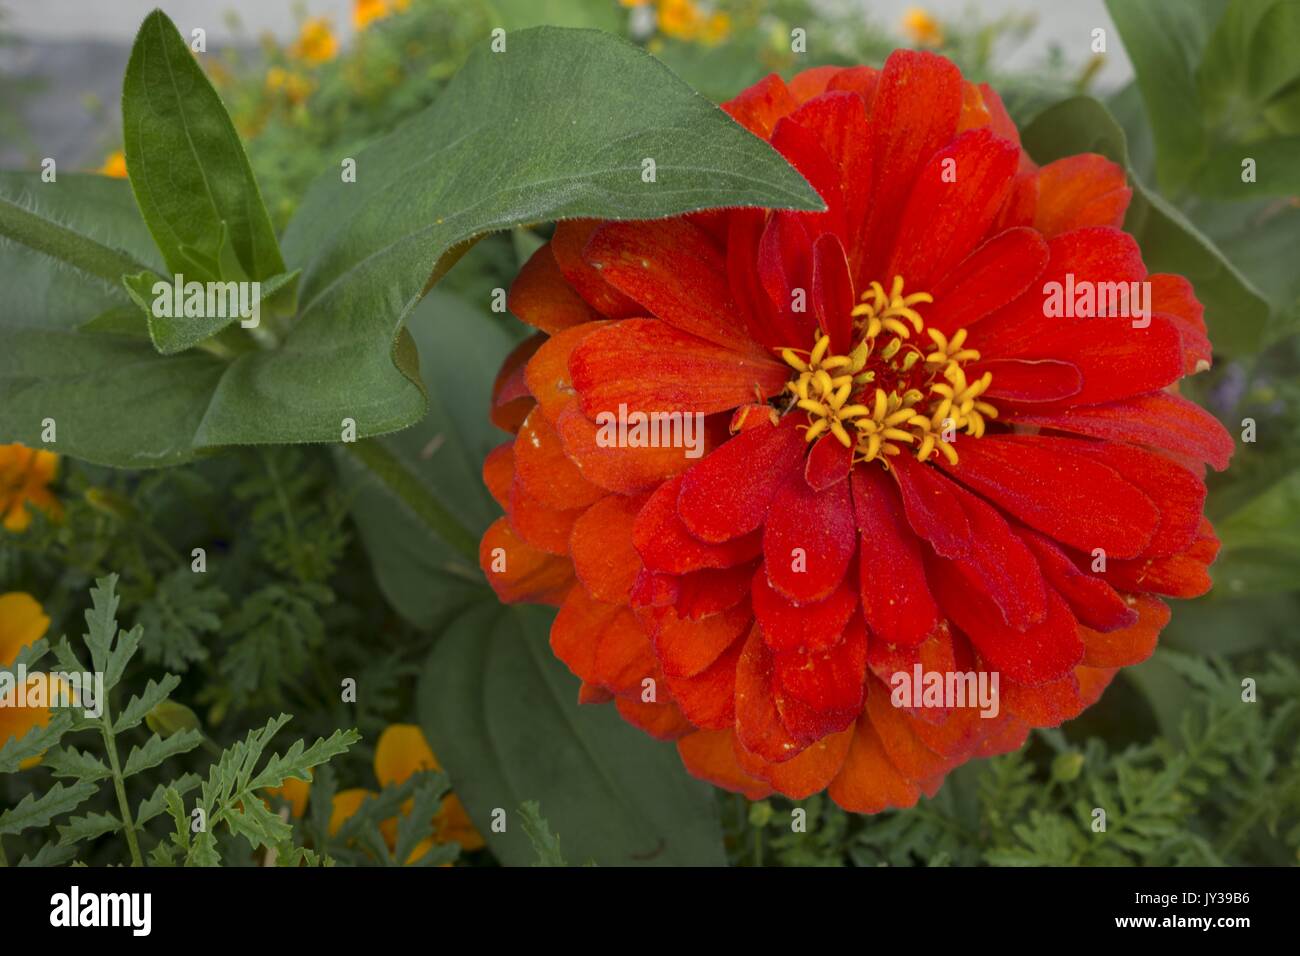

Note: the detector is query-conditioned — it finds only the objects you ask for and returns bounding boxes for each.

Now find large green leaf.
[1211,468,1300,595]
[0,173,229,466]
[1104,0,1221,194]
[418,602,727,866]
[1109,0,1300,199]
[338,289,515,627]
[1,26,816,468]
[122,9,288,351]
[1019,96,1269,357]
[195,25,821,450]
[0,172,160,332]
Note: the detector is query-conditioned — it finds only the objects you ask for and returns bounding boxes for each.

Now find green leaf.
[136,774,201,827]
[195,25,821,450]
[1104,0,1220,193]
[122,728,204,777]
[40,746,112,782]
[0,328,227,468]
[0,781,97,836]
[114,676,182,734]
[1019,95,1269,356]
[1,28,815,469]
[1212,468,1300,595]
[121,11,287,298]
[57,811,123,847]
[0,710,73,774]
[519,801,568,866]
[418,602,727,867]
[338,291,512,626]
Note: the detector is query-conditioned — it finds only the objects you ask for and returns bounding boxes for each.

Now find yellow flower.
[318,724,484,863]
[374,724,485,854]
[0,444,62,533]
[265,67,315,105]
[902,7,944,47]
[354,0,409,30]
[0,592,54,770]
[290,17,339,65]
[701,11,731,45]
[620,0,653,6]
[265,773,312,818]
[657,0,703,40]
[97,150,127,179]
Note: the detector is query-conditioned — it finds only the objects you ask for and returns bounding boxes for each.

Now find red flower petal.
[677,729,773,800]
[678,416,806,543]
[634,475,763,574]
[891,454,972,559]
[1017,526,1138,633]
[480,517,574,606]
[734,724,855,799]
[941,475,1049,630]
[662,636,744,730]
[865,675,953,780]
[977,358,1082,403]
[887,127,1020,289]
[858,49,964,281]
[675,564,754,619]
[722,73,798,139]
[925,227,1049,336]
[513,407,605,511]
[770,611,867,714]
[753,563,858,654]
[763,469,857,602]
[585,220,765,351]
[508,476,583,555]
[1034,154,1131,239]
[490,335,542,433]
[482,441,513,509]
[642,599,751,679]
[828,716,922,813]
[1006,392,1233,472]
[940,434,1160,560]
[851,465,941,647]
[735,626,809,762]
[570,318,787,418]
[569,493,645,604]
[508,242,600,334]
[524,320,610,423]
[553,403,711,495]
[811,233,855,353]
[935,567,1084,686]
[615,696,693,741]
[1081,592,1169,667]
[550,219,640,317]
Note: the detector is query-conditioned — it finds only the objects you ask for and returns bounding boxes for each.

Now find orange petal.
[509,242,600,334]
[479,517,575,606]
[677,728,773,799]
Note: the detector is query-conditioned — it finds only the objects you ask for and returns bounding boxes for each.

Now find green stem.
[99,714,144,867]
[0,196,148,282]
[344,440,479,563]
[0,836,9,867]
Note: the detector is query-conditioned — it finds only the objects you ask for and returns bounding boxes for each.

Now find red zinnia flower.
[478,51,1233,811]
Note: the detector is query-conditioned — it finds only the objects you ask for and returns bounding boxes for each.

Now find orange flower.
[326,723,483,863]
[265,67,315,105]
[265,773,312,818]
[290,17,339,65]
[481,53,1231,812]
[902,7,944,48]
[0,444,61,532]
[0,593,54,770]
[96,151,128,178]
[354,0,409,30]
